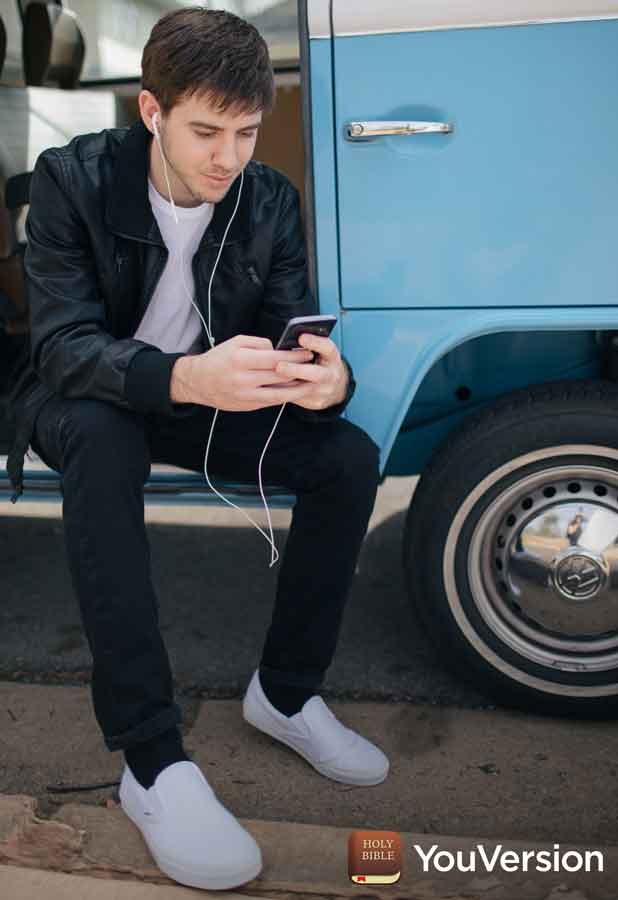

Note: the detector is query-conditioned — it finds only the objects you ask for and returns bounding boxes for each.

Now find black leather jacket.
[6,119,355,501]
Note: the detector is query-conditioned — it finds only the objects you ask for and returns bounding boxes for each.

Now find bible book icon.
[348,830,402,884]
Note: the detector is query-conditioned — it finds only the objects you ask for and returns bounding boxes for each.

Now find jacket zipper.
[247,265,261,287]
[111,231,168,327]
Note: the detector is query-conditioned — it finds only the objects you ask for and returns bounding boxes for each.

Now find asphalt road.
[0,472,491,709]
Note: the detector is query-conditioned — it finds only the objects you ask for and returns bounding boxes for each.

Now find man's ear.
[138,89,160,136]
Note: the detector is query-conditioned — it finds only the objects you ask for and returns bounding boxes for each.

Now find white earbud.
[152,111,161,141]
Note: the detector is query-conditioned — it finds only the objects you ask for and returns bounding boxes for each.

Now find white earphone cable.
[153,113,283,567]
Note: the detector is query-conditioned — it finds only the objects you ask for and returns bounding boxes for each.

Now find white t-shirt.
[132,179,214,353]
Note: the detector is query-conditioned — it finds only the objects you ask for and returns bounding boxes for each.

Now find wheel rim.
[443,445,618,697]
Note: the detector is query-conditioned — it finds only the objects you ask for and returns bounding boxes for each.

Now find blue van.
[2,0,618,718]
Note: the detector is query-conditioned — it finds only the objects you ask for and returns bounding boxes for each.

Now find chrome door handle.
[345,120,454,140]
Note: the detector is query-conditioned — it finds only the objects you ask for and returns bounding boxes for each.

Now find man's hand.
[271,332,349,411]
[170,334,316,411]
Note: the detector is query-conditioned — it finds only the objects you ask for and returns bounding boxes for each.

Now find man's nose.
[212,138,239,172]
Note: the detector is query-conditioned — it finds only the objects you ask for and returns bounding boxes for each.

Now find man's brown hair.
[141,7,275,116]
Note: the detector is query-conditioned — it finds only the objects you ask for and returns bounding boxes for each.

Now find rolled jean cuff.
[103,703,183,752]
[258,663,325,691]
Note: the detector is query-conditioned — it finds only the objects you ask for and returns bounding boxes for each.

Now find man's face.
[148,91,262,205]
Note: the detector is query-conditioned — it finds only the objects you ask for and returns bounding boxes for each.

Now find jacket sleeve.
[254,182,356,423]
[25,150,193,417]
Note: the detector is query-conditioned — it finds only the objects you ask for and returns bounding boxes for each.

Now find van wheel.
[402,380,618,718]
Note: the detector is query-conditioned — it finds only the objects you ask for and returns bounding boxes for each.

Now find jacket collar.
[105,119,254,246]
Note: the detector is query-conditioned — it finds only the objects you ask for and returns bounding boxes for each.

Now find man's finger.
[245,370,307,387]
[297,333,337,360]
[253,382,315,404]
[275,361,324,383]
[258,378,305,389]
[233,334,273,350]
[239,348,314,370]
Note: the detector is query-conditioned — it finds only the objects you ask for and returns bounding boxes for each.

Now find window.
[65,0,299,82]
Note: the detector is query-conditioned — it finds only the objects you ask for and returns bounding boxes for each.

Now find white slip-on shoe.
[119,760,262,890]
[242,669,389,786]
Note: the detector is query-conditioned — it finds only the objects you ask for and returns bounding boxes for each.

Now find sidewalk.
[2,681,618,898]
[1,866,262,900]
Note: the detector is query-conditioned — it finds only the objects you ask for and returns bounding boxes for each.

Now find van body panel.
[343,308,618,474]
[331,18,618,310]
[307,0,330,38]
[385,329,600,476]
[331,0,618,36]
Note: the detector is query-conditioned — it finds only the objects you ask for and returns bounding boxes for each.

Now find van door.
[331,2,618,309]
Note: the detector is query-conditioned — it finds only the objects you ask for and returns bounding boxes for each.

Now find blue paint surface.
[331,20,618,309]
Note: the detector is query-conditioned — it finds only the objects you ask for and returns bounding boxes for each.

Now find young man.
[7,7,388,891]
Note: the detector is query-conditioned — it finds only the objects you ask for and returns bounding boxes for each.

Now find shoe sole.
[243,707,389,787]
[120,787,262,890]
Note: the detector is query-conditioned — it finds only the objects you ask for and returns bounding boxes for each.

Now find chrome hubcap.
[469,464,618,671]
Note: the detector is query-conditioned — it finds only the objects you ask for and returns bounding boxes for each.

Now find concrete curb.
[1,792,617,899]
[0,864,265,900]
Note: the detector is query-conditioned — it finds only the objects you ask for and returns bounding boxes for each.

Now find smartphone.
[263,314,338,388]
[275,314,338,351]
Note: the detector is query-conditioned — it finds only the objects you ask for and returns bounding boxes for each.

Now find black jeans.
[30,395,380,752]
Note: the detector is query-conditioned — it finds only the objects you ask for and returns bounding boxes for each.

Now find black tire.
[403,378,618,719]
